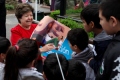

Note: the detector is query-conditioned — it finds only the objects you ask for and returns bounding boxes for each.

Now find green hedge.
[50,10,60,20]
[58,18,93,38]
[44,0,50,6]
[6,4,14,10]
[58,18,83,29]
[50,9,82,20]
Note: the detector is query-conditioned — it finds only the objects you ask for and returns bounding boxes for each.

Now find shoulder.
[0,63,5,69]
[31,24,37,28]
[82,62,96,80]
[104,42,120,63]
[19,67,44,80]
[11,24,21,32]
[30,24,37,30]
[0,63,4,80]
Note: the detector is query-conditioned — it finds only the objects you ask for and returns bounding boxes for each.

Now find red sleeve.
[11,28,22,46]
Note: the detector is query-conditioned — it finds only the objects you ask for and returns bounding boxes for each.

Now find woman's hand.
[39,43,55,52]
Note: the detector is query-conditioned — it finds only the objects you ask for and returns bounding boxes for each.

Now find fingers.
[46,43,55,50]
[39,43,55,52]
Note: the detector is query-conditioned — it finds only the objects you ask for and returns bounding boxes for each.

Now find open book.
[30,16,73,59]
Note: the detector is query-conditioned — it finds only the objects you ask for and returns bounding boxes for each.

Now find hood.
[113,31,120,41]
[72,45,94,63]
[94,30,112,41]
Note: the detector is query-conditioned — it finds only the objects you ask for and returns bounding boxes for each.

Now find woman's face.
[19,11,33,27]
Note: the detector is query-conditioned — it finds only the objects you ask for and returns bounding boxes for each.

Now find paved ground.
[6,3,50,39]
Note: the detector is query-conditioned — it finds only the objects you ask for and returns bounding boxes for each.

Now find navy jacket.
[89,30,112,74]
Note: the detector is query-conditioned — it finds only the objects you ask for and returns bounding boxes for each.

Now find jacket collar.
[113,31,120,41]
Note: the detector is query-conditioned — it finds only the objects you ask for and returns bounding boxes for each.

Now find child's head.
[67,28,88,52]
[23,76,42,80]
[0,37,11,63]
[4,38,39,80]
[66,59,86,80]
[80,4,102,32]
[99,0,120,35]
[43,53,68,80]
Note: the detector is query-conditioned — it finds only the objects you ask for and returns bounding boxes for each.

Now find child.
[66,59,86,80]
[0,37,11,68]
[96,0,120,79]
[80,4,112,74]
[43,53,68,80]
[0,39,44,80]
[67,28,95,79]
[67,28,93,63]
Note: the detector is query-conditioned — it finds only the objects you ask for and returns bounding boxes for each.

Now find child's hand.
[88,58,93,64]
[39,43,55,52]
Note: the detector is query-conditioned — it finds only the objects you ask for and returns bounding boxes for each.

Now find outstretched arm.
[39,43,55,52]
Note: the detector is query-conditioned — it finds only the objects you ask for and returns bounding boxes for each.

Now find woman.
[11,3,36,46]
[10,3,54,72]
[0,39,44,80]
[10,3,54,51]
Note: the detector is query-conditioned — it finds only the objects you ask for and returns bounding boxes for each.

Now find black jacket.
[96,31,120,80]
[89,30,112,74]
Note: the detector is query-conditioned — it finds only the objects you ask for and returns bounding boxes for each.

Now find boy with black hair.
[67,28,93,63]
[96,0,120,79]
[67,28,95,79]
[0,36,11,68]
[66,59,86,80]
[80,4,112,74]
[43,53,68,80]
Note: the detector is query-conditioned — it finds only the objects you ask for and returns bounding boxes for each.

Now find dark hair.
[99,0,120,21]
[4,38,39,80]
[0,37,11,54]
[67,28,88,51]
[80,4,102,29]
[15,3,34,23]
[43,53,68,80]
[66,59,86,80]
[23,76,42,80]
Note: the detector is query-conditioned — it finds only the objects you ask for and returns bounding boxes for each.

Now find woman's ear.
[110,16,118,27]
[89,21,94,28]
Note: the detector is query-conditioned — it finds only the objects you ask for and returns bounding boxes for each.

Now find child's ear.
[0,53,6,60]
[43,72,47,80]
[110,16,117,27]
[31,60,36,67]
[73,45,78,50]
[89,21,94,28]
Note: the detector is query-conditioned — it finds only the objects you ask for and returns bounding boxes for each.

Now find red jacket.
[10,24,42,60]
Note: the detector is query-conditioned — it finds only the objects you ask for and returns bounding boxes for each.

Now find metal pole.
[35,0,37,21]
[39,0,40,4]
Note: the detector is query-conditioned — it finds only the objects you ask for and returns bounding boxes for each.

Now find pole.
[60,0,66,16]
[35,0,37,21]
[39,0,40,4]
